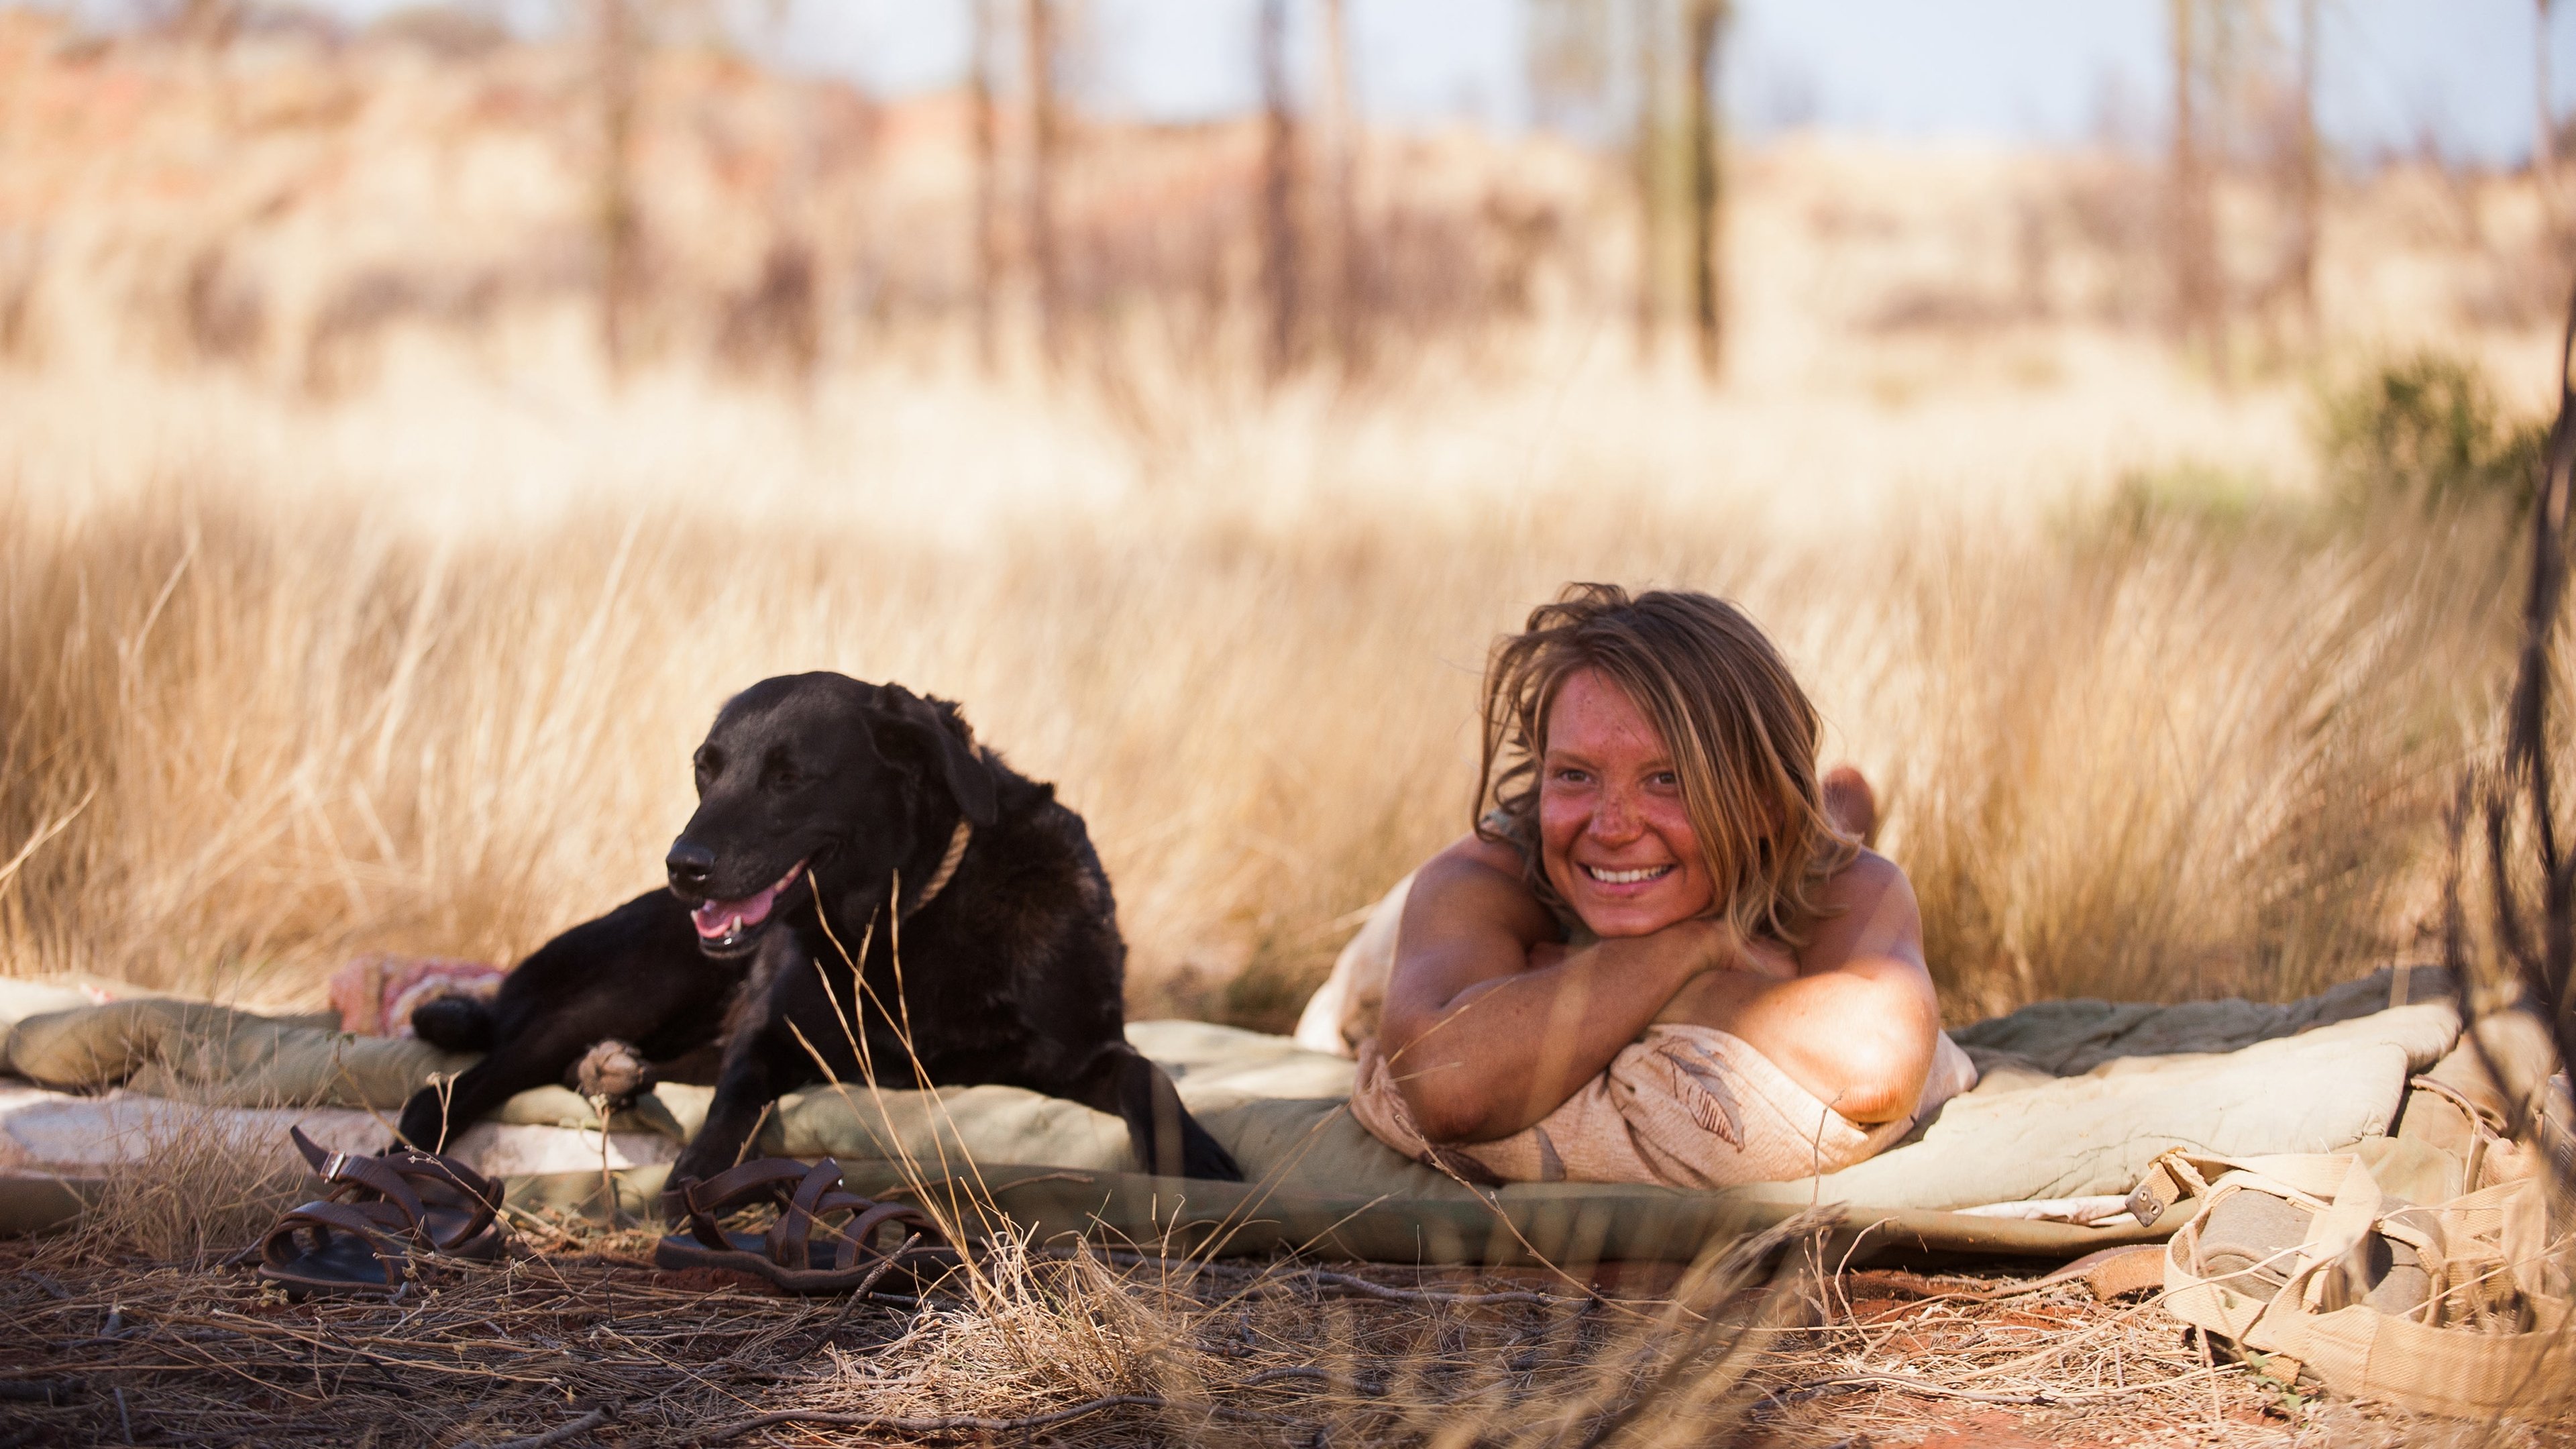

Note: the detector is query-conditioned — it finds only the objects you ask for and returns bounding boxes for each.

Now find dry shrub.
[839,1235,1197,1424]
[2319,352,2551,517]
[35,1106,309,1270]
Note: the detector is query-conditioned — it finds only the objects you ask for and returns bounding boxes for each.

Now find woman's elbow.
[1394,1071,1492,1144]
[1377,1010,1485,1142]
[1827,1018,1939,1125]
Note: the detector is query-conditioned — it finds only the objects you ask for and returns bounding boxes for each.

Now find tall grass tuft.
[34,1108,311,1269]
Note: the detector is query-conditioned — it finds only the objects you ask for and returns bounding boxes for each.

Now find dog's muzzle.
[680,859,807,958]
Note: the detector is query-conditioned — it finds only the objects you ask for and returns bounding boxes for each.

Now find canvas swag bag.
[2135,1140,2573,1417]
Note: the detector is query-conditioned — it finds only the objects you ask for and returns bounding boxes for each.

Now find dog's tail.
[409,994,496,1053]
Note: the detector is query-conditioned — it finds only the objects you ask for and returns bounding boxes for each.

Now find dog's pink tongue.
[692,880,782,939]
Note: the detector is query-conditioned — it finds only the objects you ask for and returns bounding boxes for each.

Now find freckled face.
[1538,668,1717,938]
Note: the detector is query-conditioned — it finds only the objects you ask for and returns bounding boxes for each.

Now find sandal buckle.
[323,1150,350,1181]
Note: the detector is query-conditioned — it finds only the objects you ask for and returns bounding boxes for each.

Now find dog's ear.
[868,687,1000,828]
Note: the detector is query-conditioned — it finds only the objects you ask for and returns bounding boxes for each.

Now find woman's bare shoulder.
[1808,847,1920,944]
[1428,830,1529,881]
[1801,847,1925,973]
[1397,833,1559,963]
[1823,847,1913,906]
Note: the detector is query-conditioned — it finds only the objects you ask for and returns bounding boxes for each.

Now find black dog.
[394,673,1241,1184]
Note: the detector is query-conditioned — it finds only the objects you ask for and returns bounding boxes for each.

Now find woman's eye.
[1552,767,1591,785]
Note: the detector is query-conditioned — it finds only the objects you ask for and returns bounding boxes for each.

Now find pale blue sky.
[63,1,2571,166]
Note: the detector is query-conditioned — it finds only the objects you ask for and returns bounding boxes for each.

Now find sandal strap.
[774,1184,946,1275]
[374,1149,502,1250]
[290,1128,433,1238]
[292,1126,504,1252]
[261,1199,417,1289]
[382,1146,503,1212]
[763,1161,853,1269]
[675,1158,816,1250]
[830,1199,945,1271]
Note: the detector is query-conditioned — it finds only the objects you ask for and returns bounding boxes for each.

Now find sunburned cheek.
[1536,792,1590,848]
[1535,816,1587,897]
[1642,806,1699,861]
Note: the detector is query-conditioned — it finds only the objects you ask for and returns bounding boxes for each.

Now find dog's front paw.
[575,1038,649,1105]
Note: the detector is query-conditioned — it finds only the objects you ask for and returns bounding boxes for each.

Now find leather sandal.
[258,1199,433,1295]
[256,1127,505,1295]
[654,1157,958,1295]
[290,1126,504,1256]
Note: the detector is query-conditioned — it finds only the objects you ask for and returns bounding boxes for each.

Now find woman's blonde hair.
[1476,582,1856,945]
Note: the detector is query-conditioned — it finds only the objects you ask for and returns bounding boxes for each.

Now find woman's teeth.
[1585,863,1674,885]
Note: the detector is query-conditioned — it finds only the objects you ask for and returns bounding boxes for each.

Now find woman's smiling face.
[1537,667,1717,938]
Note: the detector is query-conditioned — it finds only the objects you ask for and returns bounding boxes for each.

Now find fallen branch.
[0,1378,78,1405]
[705,1393,1169,1443]
[1760,1363,2241,1411]
[1091,1248,1590,1306]
[1301,1267,1589,1307]
[470,1407,611,1449]
[1235,1364,1381,1393]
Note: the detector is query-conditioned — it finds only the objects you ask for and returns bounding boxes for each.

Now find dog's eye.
[694,747,724,780]
[764,760,802,792]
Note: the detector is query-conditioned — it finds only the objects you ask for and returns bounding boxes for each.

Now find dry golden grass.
[0,447,2523,1026]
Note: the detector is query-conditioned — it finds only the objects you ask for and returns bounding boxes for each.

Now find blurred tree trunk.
[174,0,242,45]
[2169,0,2224,372]
[2291,0,2319,335]
[1631,0,1664,364]
[2541,0,2562,237]
[595,0,641,383]
[1320,0,1358,370]
[1683,0,1727,380]
[1024,0,1062,370]
[1258,0,1301,380]
[971,0,1000,374]
[2541,1,2558,173]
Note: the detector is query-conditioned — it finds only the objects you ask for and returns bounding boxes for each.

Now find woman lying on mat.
[1345,583,1976,1188]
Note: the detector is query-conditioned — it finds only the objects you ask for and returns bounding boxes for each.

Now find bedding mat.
[0,965,2465,1263]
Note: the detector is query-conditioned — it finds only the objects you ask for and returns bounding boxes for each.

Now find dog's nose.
[666,841,716,893]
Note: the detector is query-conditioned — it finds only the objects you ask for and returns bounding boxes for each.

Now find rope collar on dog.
[903,818,973,919]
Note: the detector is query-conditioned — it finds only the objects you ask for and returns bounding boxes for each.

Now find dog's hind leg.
[392,1010,629,1154]
[409,995,496,1052]
[393,1051,552,1155]
[1076,1046,1243,1181]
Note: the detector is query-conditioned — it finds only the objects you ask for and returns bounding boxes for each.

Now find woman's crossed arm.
[1376,839,1940,1144]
